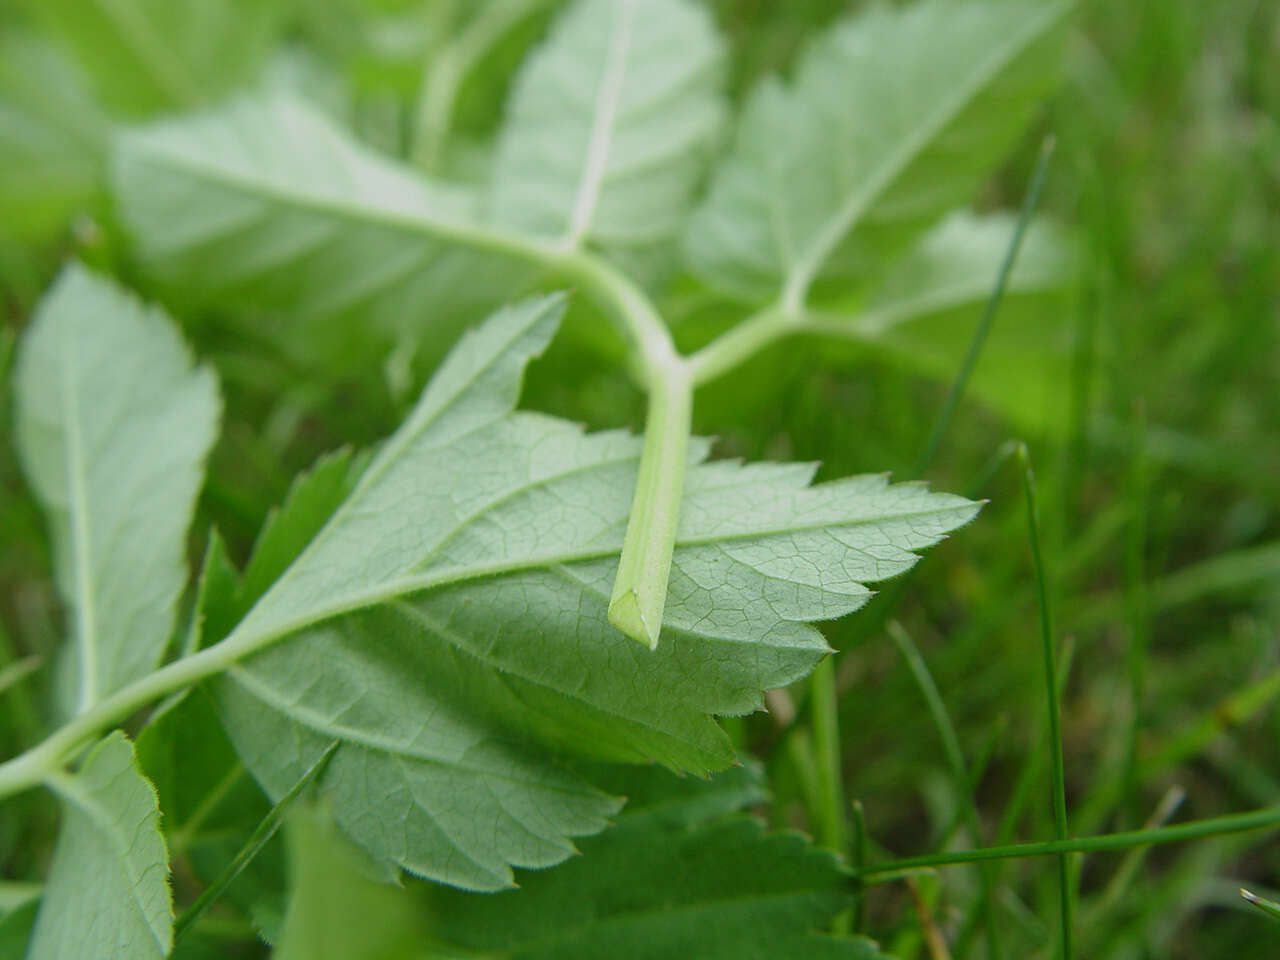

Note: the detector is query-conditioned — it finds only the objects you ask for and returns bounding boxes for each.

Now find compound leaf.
[490,0,725,266]
[26,732,172,960]
[684,0,1073,304]
[14,265,220,712]
[208,292,978,890]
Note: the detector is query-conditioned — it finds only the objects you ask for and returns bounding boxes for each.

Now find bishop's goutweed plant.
[0,0,1115,956]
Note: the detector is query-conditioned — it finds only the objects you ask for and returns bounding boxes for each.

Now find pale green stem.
[608,361,693,647]
[549,253,698,647]
[553,250,678,382]
[686,305,796,386]
[809,657,847,855]
[0,619,279,799]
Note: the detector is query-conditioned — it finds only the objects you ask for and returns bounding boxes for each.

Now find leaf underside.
[113,95,537,371]
[27,732,172,960]
[14,264,220,712]
[207,294,979,890]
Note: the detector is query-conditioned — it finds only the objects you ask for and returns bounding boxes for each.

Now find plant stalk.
[607,361,693,647]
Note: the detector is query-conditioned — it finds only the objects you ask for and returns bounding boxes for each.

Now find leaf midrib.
[229,496,976,657]
[390,599,725,765]
[240,300,563,643]
[225,663,604,798]
[121,128,551,265]
[58,312,98,713]
[564,0,636,248]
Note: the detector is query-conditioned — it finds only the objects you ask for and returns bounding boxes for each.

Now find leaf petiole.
[607,360,693,648]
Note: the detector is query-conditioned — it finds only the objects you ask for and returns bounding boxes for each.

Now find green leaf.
[208,293,978,889]
[684,0,1073,305]
[490,0,725,265]
[273,810,428,960]
[27,732,172,960]
[239,448,367,613]
[186,531,243,655]
[424,766,891,960]
[112,95,540,371]
[581,760,767,827]
[14,265,221,712]
[13,0,287,115]
[810,210,1077,429]
[847,211,1072,333]
[0,30,107,243]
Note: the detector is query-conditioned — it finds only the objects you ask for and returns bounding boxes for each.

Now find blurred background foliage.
[0,0,1277,957]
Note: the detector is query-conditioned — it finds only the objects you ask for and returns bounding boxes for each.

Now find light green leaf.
[490,0,725,265]
[845,210,1072,334]
[13,0,287,115]
[808,210,1077,430]
[27,732,172,960]
[0,30,108,243]
[209,293,978,889]
[424,765,892,960]
[113,95,540,370]
[684,0,1073,305]
[14,265,220,712]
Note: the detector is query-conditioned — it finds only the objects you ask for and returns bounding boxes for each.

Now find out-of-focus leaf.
[490,0,725,270]
[810,210,1078,431]
[14,265,220,710]
[113,95,539,371]
[0,30,107,243]
[13,0,288,115]
[684,0,1073,304]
